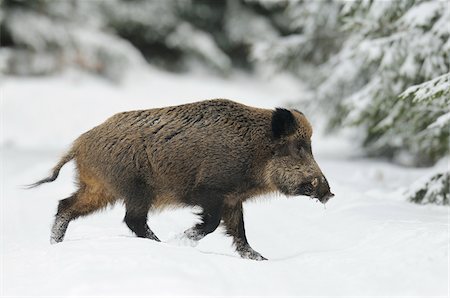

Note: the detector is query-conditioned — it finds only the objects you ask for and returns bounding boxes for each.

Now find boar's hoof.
[238,247,267,261]
[184,227,204,241]
[50,236,63,245]
[50,214,71,244]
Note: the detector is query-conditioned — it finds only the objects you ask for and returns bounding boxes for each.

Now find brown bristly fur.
[32,99,332,260]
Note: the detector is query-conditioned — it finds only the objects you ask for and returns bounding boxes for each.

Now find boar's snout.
[315,176,334,204]
[319,190,335,204]
[300,176,334,204]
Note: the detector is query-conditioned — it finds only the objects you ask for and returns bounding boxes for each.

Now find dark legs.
[51,184,114,243]
[123,180,160,241]
[222,202,266,261]
[183,197,266,261]
[52,184,265,260]
[183,199,223,242]
[51,178,160,243]
[51,195,76,244]
[124,204,159,241]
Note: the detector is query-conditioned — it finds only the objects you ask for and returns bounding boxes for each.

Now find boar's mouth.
[296,183,335,204]
[295,182,314,197]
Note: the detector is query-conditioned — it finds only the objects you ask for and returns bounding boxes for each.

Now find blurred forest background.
[1,0,449,205]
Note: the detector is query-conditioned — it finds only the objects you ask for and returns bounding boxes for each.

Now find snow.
[401,72,450,103]
[399,1,443,29]
[166,23,231,72]
[1,69,449,296]
[429,112,450,130]
[4,6,147,80]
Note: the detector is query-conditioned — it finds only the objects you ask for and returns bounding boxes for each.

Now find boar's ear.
[272,108,298,139]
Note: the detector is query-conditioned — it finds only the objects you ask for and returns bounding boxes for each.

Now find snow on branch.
[400,73,450,104]
[407,168,449,205]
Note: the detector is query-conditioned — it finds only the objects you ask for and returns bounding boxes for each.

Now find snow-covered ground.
[1,69,448,297]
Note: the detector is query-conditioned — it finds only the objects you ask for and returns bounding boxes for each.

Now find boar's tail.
[26,149,76,189]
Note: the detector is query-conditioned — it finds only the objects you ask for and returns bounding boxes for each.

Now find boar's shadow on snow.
[29,99,333,260]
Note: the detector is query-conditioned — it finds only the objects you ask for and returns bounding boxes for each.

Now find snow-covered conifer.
[315,0,449,166]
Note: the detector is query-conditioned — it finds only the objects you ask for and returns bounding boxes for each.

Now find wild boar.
[30,99,334,260]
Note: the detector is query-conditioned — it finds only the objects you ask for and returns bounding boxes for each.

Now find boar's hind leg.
[222,202,267,261]
[51,183,115,244]
[123,181,160,241]
[51,194,77,244]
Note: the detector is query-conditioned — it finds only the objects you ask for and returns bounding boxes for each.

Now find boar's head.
[266,108,334,204]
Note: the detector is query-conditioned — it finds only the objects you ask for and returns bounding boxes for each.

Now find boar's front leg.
[222,202,267,261]
[183,193,224,242]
